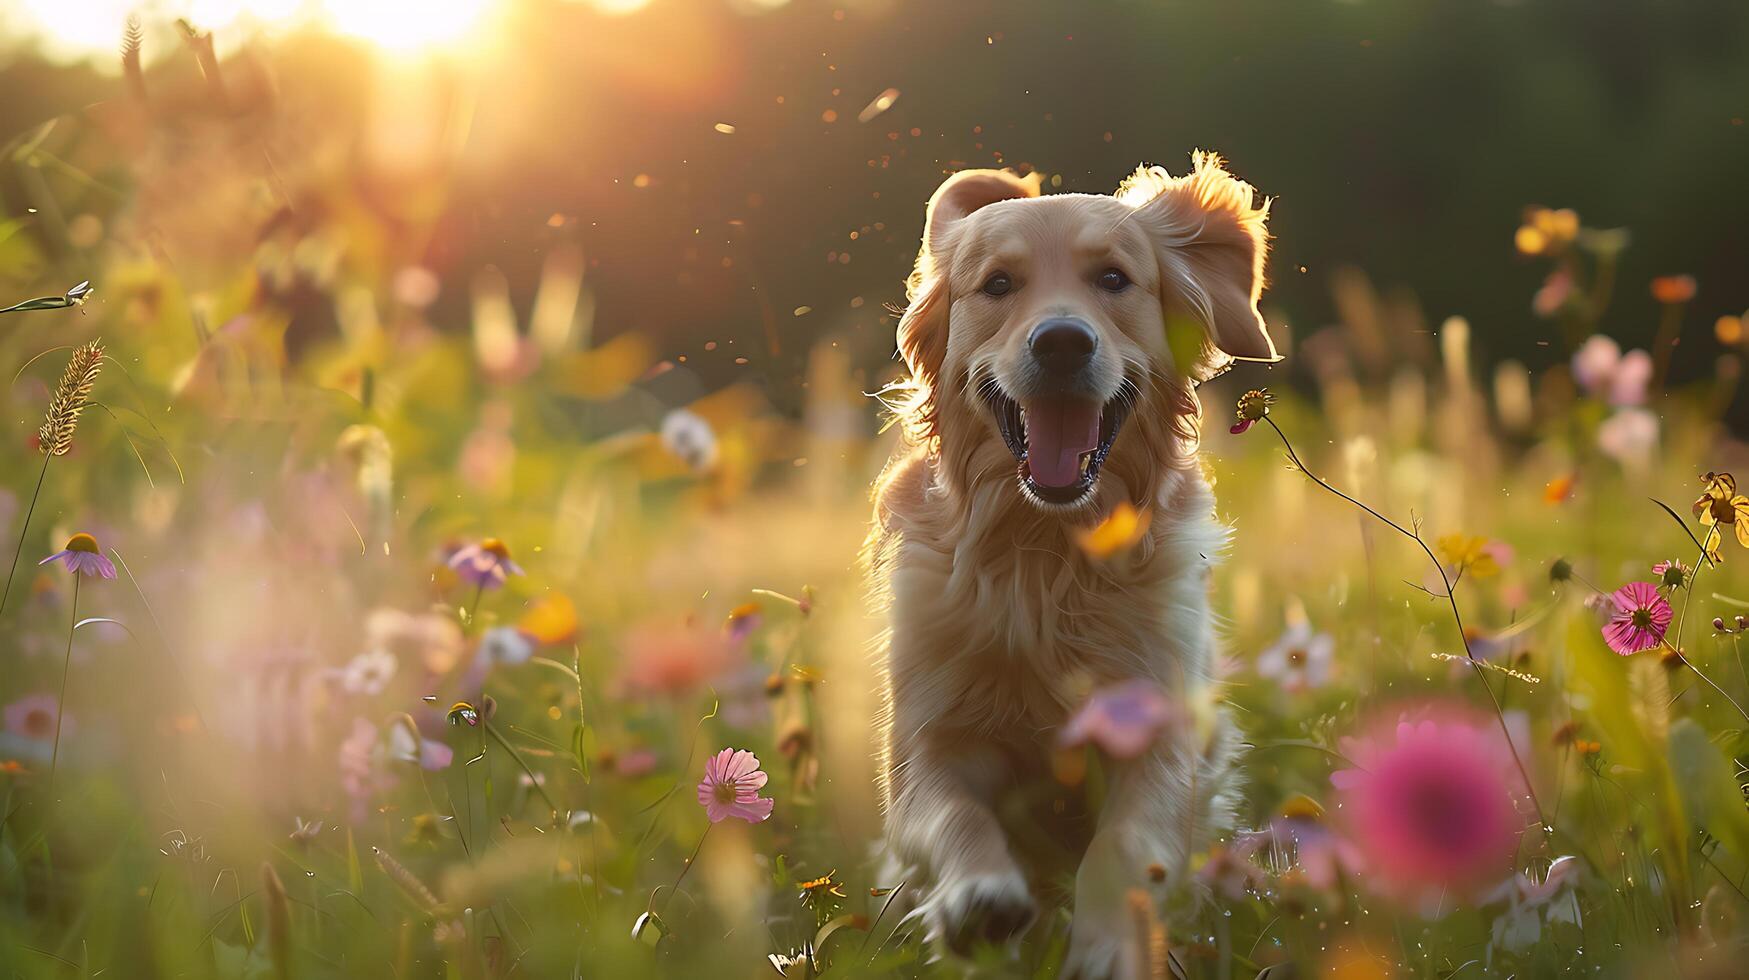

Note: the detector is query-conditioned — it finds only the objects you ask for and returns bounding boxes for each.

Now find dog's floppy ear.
[894,169,1040,439]
[1117,152,1278,377]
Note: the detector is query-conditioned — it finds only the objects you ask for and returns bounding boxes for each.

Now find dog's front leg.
[1064,718,1239,980]
[886,729,1036,953]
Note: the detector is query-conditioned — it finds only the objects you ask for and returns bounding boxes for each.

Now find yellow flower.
[1515,207,1579,256]
[1075,503,1151,560]
[518,593,579,646]
[1436,533,1500,578]
[1692,471,1749,557]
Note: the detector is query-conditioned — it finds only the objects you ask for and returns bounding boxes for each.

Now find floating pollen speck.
[713,122,736,134]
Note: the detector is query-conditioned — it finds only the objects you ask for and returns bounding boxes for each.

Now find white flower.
[1596,407,1659,473]
[480,626,534,667]
[1255,622,1335,693]
[1488,855,1583,953]
[341,649,398,697]
[660,409,718,472]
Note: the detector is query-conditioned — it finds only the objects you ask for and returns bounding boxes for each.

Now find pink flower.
[1255,623,1335,693]
[38,532,115,579]
[697,748,773,824]
[4,693,66,741]
[1570,335,1653,407]
[1651,559,1690,590]
[1197,837,1266,900]
[618,621,738,697]
[1531,267,1573,317]
[1595,408,1658,471]
[1601,582,1672,655]
[1330,710,1524,901]
[447,538,523,590]
[1058,679,1174,759]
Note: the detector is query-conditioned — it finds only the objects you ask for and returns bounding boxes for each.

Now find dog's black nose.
[1028,318,1097,374]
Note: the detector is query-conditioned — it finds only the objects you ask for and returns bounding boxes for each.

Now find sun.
[323,0,496,53]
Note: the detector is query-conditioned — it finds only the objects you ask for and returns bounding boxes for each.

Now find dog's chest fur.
[873,451,1227,738]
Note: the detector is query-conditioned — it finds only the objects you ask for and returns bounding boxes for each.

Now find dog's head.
[892,153,1277,511]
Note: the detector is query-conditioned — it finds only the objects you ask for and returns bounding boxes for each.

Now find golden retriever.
[864,153,1278,977]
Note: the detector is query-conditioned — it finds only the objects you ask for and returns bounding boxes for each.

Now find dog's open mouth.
[983,382,1134,506]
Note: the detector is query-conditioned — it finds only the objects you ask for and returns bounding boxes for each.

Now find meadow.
[5,8,1749,980]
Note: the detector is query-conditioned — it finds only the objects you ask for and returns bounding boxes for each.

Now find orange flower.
[1651,275,1696,304]
[1543,475,1576,505]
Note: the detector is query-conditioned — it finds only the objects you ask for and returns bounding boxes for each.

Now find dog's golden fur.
[864,153,1277,976]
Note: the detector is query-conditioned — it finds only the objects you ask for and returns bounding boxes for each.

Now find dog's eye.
[1096,268,1131,292]
[981,273,1013,297]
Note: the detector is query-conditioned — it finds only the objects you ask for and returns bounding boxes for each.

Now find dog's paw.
[925,870,1037,955]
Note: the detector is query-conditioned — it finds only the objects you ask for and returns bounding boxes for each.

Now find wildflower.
[518,593,579,646]
[1718,315,1745,346]
[4,693,65,741]
[38,533,115,579]
[1255,622,1335,693]
[723,602,763,645]
[1530,267,1574,317]
[1543,475,1576,505]
[1237,797,1364,892]
[1196,838,1266,901]
[386,715,454,771]
[338,718,383,821]
[1435,533,1502,579]
[1058,679,1174,759]
[660,408,718,472]
[1601,582,1673,655]
[1570,335,1652,407]
[1485,855,1583,953]
[696,747,774,824]
[1693,472,1749,553]
[619,621,737,697]
[1514,207,1579,256]
[1075,502,1151,560]
[797,868,848,917]
[1595,408,1659,472]
[1652,559,1690,590]
[447,538,523,589]
[613,746,658,777]
[1228,388,1274,434]
[340,649,398,697]
[479,626,535,667]
[1330,710,1524,901]
[1651,274,1697,305]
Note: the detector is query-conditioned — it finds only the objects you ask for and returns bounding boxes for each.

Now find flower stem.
[1668,527,1749,725]
[485,720,562,818]
[0,455,51,623]
[651,822,711,915]
[1262,416,1549,832]
[48,575,78,803]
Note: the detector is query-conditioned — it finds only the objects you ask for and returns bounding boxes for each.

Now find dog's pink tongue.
[1023,397,1101,488]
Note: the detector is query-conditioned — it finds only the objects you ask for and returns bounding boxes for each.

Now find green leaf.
[1669,718,1749,862]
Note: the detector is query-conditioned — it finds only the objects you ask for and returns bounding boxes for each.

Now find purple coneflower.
[4,693,66,742]
[38,532,115,579]
[1601,581,1673,655]
[697,748,774,824]
[448,538,523,590]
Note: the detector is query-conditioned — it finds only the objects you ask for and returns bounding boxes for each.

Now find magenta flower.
[696,748,774,824]
[4,693,66,741]
[38,532,115,579]
[1330,710,1524,901]
[1059,679,1174,758]
[448,538,523,589]
[1601,581,1673,655]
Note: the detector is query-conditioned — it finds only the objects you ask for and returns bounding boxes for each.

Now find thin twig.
[1262,416,1549,832]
